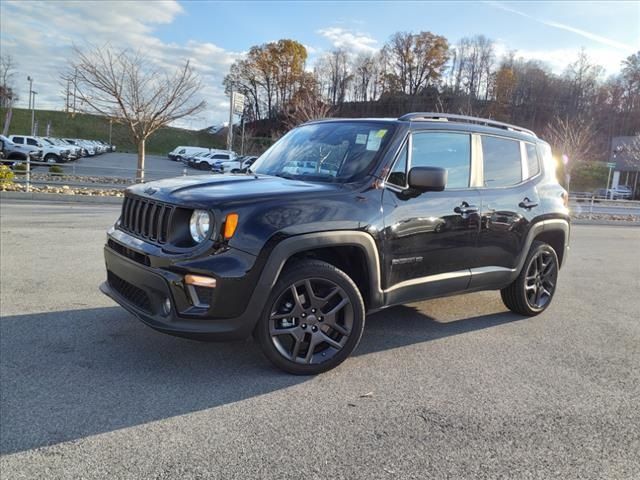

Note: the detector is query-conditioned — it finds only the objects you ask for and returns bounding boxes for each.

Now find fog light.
[162,297,172,316]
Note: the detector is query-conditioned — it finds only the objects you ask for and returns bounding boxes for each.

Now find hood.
[127,174,348,206]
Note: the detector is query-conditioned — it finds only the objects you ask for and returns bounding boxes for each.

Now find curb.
[1,191,123,204]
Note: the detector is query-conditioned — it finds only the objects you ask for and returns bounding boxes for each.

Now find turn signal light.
[224,213,239,239]
[184,274,217,288]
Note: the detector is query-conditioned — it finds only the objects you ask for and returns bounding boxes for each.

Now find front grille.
[120,195,174,244]
[107,271,152,313]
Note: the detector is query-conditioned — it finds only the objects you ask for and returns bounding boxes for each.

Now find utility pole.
[109,118,113,145]
[240,115,246,155]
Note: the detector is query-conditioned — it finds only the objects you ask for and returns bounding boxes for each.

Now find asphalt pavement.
[31,152,193,182]
[1,200,639,479]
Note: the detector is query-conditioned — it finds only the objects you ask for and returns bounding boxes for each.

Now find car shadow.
[0,304,524,454]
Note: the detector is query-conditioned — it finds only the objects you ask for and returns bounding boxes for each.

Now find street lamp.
[27,76,36,135]
[31,91,38,136]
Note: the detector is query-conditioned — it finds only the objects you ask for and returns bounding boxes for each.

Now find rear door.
[472,135,541,287]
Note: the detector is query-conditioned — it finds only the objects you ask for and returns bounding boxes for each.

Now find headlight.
[189,209,211,243]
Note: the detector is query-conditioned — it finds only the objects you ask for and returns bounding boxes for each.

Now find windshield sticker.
[355,133,368,145]
[375,129,388,138]
[366,130,383,151]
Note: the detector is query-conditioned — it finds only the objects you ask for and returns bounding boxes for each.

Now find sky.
[1,0,638,129]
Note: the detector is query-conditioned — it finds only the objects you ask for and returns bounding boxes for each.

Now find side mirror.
[408,167,447,192]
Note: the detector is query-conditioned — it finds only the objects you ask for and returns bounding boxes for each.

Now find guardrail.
[569,194,640,220]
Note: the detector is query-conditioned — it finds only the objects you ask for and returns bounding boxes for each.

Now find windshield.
[252,121,396,182]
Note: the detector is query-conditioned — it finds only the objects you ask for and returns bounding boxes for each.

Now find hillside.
[0,108,225,155]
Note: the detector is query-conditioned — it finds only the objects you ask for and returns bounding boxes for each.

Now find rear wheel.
[501,241,559,316]
[255,260,365,375]
[198,162,210,171]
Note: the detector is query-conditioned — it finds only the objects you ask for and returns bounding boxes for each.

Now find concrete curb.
[1,191,123,204]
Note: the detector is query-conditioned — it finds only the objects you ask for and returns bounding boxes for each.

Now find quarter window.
[387,143,408,187]
[525,143,540,178]
[411,132,471,188]
[482,136,522,187]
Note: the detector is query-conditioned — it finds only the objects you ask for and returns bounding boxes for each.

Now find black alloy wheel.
[501,241,559,316]
[255,260,365,375]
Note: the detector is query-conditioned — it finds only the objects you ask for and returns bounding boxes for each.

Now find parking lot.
[30,152,196,182]
[1,200,639,479]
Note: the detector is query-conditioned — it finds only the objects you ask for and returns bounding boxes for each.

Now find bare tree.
[63,45,205,181]
[284,73,333,129]
[0,54,18,136]
[545,116,599,190]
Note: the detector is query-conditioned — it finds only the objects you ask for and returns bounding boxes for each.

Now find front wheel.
[44,153,59,164]
[501,241,559,316]
[255,260,365,375]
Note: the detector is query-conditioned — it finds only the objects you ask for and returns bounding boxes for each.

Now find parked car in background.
[594,186,633,200]
[212,155,258,174]
[168,146,211,161]
[190,151,237,171]
[9,135,70,164]
[612,185,632,200]
[0,134,43,166]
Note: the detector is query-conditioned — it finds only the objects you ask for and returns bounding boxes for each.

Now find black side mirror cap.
[408,167,447,192]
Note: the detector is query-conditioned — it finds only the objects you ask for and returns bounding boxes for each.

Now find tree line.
[224,32,640,163]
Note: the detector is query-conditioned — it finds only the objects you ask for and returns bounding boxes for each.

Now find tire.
[254,259,366,375]
[198,162,210,171]
[501,241,559,316]
[44,153,59,164]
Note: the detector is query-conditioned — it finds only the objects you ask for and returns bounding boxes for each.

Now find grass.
[1,107,225,155]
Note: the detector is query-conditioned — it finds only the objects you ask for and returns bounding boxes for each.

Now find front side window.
[27,138,38,146]
[253,121,396,183]
[411,132,471,188]
[482,136,522,187]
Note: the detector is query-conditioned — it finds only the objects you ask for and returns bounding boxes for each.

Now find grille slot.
[120,195,174,244]
[107,271,152,313]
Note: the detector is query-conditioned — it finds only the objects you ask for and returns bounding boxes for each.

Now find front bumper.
[101,245,259,340]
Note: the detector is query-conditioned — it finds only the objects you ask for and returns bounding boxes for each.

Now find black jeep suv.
[101,113,570,374]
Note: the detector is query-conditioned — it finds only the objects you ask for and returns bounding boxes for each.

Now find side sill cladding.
[257,231,385,310]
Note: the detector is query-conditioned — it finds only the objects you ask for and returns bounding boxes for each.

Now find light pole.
[27,76,33,110]
[31,91,37,136]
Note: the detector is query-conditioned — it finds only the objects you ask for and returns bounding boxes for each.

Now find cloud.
[0,0,239,129]
[493,41,628,75]
[317,27,378,54]
[486,1,636,53]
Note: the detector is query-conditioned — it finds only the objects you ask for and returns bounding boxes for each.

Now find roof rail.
[398,112,537,138]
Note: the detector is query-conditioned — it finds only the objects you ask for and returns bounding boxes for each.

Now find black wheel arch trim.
[255,231,384,311]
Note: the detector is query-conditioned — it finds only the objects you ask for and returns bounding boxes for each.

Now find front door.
[382,131,481,304]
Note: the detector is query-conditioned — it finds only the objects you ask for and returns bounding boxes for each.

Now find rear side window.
[412,132,471,188]
[13,136,24,144]
[213,154,230,160]
[482,136,522,187]
[525,143,540,178]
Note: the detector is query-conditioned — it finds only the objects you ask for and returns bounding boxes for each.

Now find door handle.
[519,197,539,210]
[454,202,478,216]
